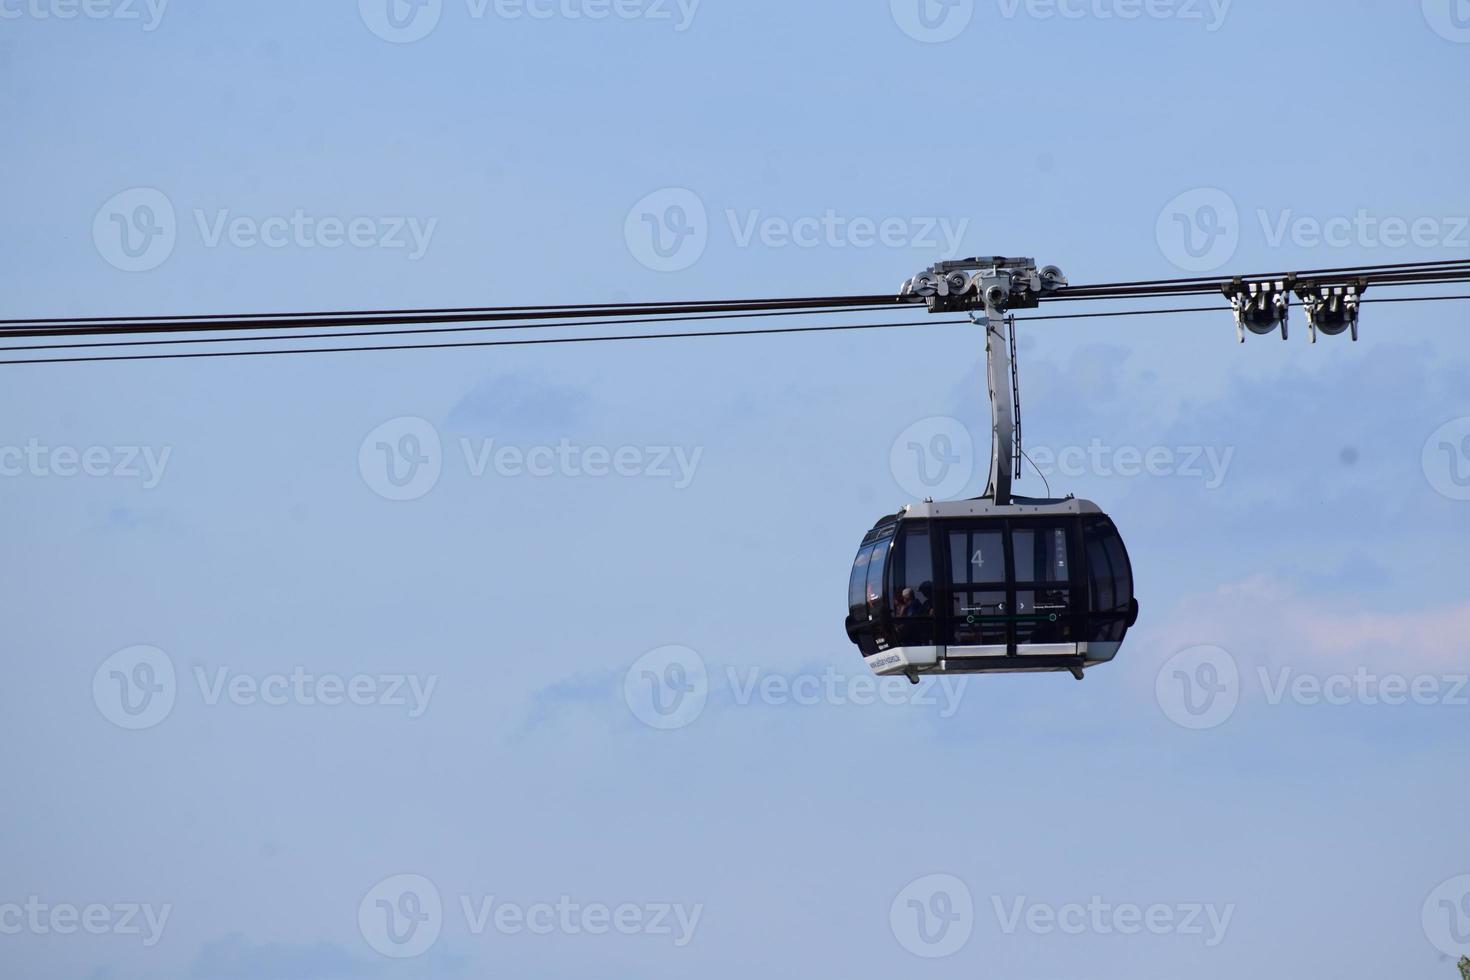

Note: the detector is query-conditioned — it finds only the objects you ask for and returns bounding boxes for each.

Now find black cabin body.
[846,495,1138,681]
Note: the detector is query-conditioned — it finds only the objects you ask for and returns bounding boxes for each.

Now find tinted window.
[949,589,1008,646]
[1085,519,1131,612]
[865,536,893,612]
[1016,587,1074,644]
[950,529,1006,586]
[1086,535,1116,609]
[1013,526,1071,583]
[1105,532,1132,605]
[1084,518,1130,642]
[849,543,876,614]
[891,526,934,617]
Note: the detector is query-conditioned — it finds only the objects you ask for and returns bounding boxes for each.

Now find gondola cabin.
[845,496,1138,681]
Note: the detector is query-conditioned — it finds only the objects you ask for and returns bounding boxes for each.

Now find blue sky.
[2,1,1469,978]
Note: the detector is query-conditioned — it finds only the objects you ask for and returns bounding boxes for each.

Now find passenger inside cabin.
[918,582,934,615]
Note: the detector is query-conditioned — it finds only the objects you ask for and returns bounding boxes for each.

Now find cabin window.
[949,529,1006,586]
[849,543,876,619]
[1084,518,1133,642]
[864,535,893,614]
[1011,522,1077,644]
[891,526,934,614]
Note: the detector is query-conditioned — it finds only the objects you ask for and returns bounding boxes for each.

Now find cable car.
[850,257,1139,681]
[845,496,1138,681]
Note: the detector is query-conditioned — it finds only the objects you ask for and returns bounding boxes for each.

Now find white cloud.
[1148,573,1470,673]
